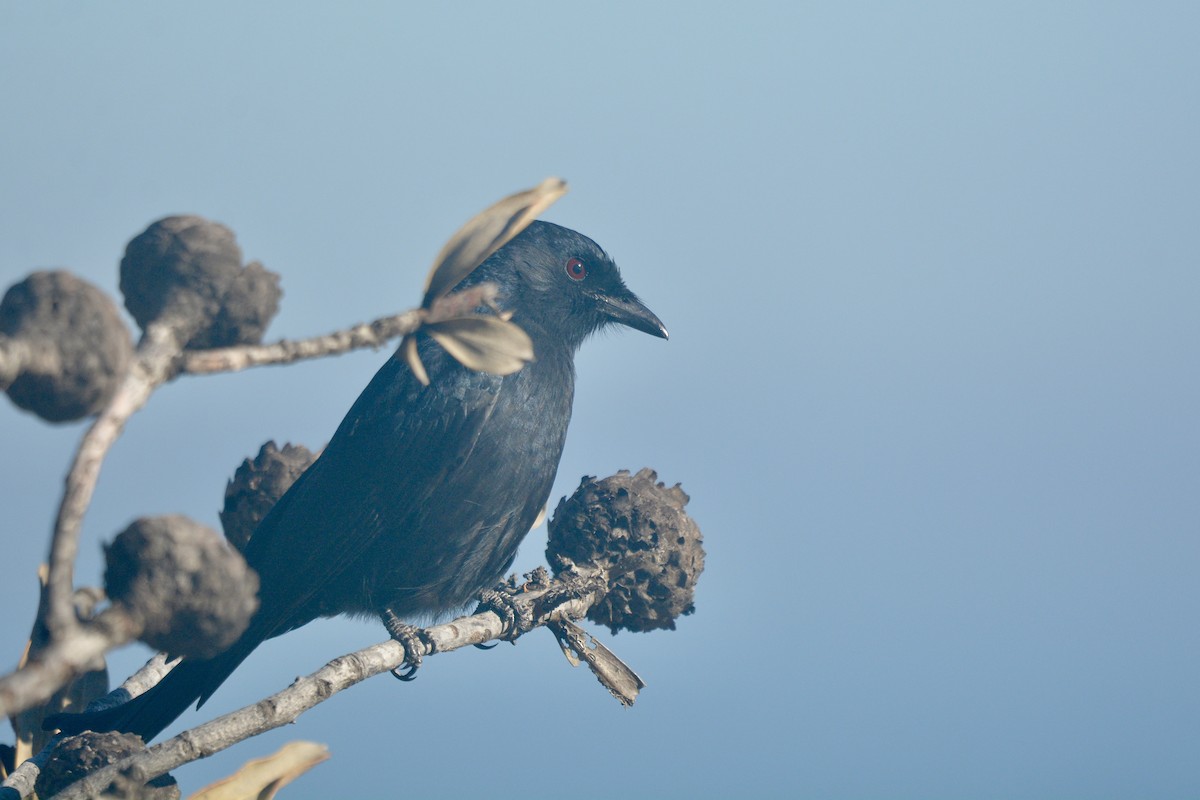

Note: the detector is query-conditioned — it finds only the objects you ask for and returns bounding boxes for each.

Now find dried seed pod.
[220,440,318,552]
[104,516,259,659]
[36,731,179,800]
[0,270,132,422]
[119,215,281,348]
[547,468,704,634]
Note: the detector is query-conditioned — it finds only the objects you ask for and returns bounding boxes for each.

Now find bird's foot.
[380,609,436,681]
[474,578,536,644]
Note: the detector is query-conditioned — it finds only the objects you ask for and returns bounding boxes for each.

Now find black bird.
[49,220,666,740]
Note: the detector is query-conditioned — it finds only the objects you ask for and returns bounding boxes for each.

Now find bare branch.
[178,311,421,375]
[176,283,501,376]
[0,607,141,719]
[45,569,620,800]
[104,653,178,707]
[45,322,186,640]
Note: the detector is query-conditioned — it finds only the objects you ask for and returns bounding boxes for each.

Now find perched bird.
[49,220,667,740]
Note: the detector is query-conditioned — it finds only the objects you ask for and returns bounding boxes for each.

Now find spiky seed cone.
[220,441,317,552]
[547,468,704,634]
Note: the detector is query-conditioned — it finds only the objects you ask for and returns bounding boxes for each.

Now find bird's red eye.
[565,257,587,281]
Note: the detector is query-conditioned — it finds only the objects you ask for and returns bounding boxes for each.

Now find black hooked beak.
[597,291,669,340]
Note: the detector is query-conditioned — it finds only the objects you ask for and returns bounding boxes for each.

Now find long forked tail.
[45,645,252,742]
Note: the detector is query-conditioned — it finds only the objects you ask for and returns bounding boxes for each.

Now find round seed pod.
[547,468,704,634]
[36,731,179,800]
[104,516,259,659]
[0,270,132,422]
[119,215,281,349]
[220,440,317,553]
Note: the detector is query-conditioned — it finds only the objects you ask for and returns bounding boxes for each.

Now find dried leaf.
[548,618,644,707]
[400,334,429,386]
[421,177,568,307]
[188,740,329,800]
[425,315,535,377]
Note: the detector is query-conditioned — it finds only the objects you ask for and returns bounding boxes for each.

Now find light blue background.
[2,3,1197,797]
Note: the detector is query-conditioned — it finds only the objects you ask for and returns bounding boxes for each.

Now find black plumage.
[49,220,666,740]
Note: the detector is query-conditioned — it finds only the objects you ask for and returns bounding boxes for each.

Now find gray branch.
[0,607,141,720]
[45,322,186,641]
[177,283,500,376]
[46,568,631,800]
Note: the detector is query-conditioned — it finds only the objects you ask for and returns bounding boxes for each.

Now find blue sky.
[2,3,1198,797]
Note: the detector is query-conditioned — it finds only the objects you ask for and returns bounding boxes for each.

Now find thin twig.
[177,284,499,376]
[178,311,422,375]
[46,569,619,800]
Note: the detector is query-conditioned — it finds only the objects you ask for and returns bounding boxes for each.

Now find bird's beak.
[598,292,669,340]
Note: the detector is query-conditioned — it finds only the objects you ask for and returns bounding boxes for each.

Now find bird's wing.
[237,344,505,643]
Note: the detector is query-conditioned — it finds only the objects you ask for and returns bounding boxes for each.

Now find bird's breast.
[344,346,576,618]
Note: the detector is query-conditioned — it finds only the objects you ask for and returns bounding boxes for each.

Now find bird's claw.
[391,663,419,681]
[380,609,435,682]
[474,582,535,643]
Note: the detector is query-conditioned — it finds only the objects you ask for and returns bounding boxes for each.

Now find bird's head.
[469,221,668,353]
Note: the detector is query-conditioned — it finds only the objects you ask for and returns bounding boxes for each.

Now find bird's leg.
[380,609,436,682]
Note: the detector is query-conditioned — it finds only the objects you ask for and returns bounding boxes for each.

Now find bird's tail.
[45,645,252,742]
